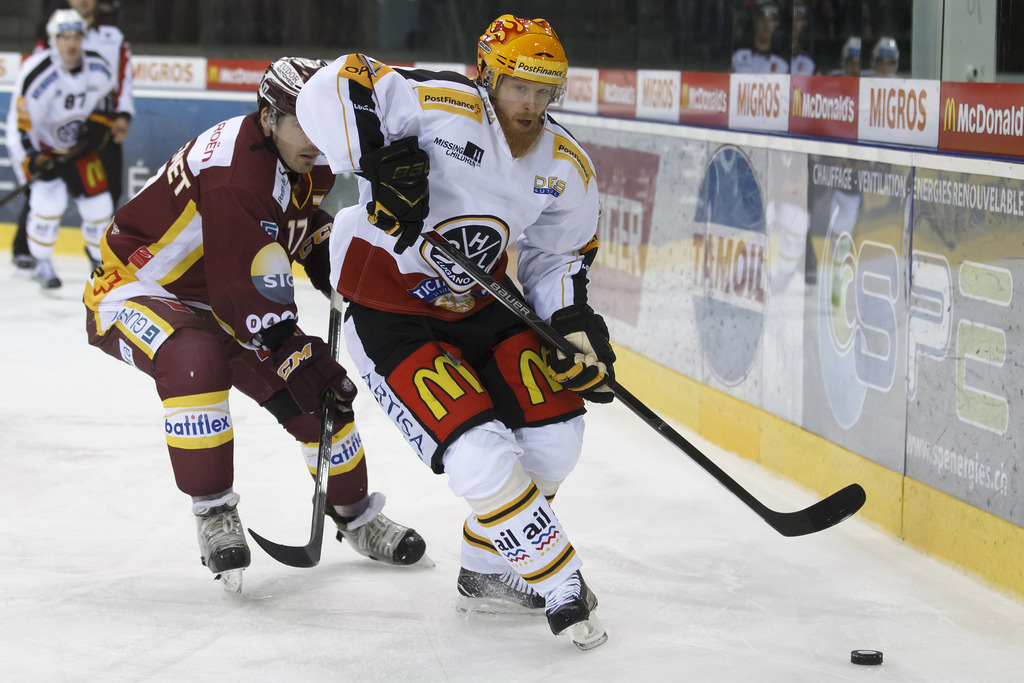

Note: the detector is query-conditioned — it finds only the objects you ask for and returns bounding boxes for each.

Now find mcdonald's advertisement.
[938,82,1024,158]
[789,75,858,140]
[906,167,1024,525]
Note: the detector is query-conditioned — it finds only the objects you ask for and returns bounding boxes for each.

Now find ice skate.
[456,566,545,615]
[13,253,35,270]
[194,495,250,594]
[326,492,426,566]
[32,259,61,289]
[545,571,607,650]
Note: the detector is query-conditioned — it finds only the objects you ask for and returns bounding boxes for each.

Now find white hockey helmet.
[842,36,862,61]
[46,9,86,45]
[872,36,899,65]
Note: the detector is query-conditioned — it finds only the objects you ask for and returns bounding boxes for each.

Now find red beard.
[495,105,545,158]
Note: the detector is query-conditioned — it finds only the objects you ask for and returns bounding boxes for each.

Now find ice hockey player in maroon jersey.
[297,15,613,648]
[83,57,426,593]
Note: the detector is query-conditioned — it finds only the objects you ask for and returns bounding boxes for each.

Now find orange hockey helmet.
[477,14,568,105]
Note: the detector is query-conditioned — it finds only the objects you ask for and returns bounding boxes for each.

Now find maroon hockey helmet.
[257,57,327,116]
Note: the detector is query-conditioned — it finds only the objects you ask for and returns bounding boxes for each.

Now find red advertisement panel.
[597,69,637,120]
[679,71,729,128]
[789,75,858,140]
[207,58,268,92]
[586,144,661,326]
[939,82,1024,158]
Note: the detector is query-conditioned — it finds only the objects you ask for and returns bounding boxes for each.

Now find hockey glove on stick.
[271,335,357,416]
[72,113,113,156]
[23,151,57,181]
[546,304,616,403]
[359,136,429,254]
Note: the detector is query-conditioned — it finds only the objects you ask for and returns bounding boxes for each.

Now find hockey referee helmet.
[46,9,86,45]
[257,57,328,117]
[477,14,568,105]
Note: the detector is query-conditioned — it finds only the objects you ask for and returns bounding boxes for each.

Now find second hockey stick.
[421,229,866,537]
[249,300,343,567]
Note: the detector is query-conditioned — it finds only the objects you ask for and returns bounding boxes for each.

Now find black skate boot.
[456,566,546,615]
[195,496,250,594]
[325,492,426,566]
[545,571,607,650]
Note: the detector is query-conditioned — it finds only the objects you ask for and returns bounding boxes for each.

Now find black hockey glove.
[23,151,57,180]
[359,136,429,254]
[73,113,113,156]
[270,335,357,416]
[545,304,616,404]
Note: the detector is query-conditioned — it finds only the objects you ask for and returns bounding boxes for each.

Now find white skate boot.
[32,259,61,289]
[194,493,250,594]
[326,492,426,566]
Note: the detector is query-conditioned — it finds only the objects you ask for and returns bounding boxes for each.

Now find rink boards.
[1,84,1022,599]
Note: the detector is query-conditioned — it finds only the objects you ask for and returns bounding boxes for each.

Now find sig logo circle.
[693,146,769,385]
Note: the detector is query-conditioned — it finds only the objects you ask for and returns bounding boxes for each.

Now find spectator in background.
[830,36,862,77]
[789,0,816,75]
[869,36,899,77]
[733,0,789,73]
[11,0,134,272]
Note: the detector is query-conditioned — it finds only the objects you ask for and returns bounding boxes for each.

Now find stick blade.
[248,528,323,568]
[769,483,867,537]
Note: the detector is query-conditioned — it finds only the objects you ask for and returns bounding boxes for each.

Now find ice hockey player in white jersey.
[296,14,613,650]
[5,8,116,289]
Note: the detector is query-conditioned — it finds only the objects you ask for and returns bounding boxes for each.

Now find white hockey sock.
[466,464,582,597]
[27,214,60,262]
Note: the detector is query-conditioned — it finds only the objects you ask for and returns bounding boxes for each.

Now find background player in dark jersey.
[83,57,426,592]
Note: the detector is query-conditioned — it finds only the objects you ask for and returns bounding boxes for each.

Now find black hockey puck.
[851,649,883,665]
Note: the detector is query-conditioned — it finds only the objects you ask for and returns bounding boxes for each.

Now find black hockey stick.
[421,229,866,537]
[0,153,77,209]
[248,301,343,566]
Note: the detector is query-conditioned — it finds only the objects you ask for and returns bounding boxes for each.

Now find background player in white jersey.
[297,15,614,650]
[83,58,426,592]
[6,8,116,289]
[11,0,135,272]
[69,0,134,206]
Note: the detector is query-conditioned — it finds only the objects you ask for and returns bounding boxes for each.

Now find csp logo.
[421,216,509,293]
[693,146,769,385]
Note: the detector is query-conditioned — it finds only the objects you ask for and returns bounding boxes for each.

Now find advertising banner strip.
[939,82,1024,158]
[789,75,858,140]
[206,58,268,92]
[131,56,208,90]
[858,77,940,148]
[598,69,639,120]
[0,52,22,86]
[679,71,730,128]
[728,73,790,133]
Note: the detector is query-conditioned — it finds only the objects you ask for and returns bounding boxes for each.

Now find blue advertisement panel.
[801,155,911,472]
[906,168,1024,525]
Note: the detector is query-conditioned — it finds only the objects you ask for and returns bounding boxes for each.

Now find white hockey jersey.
[296,54,601,322]
[83,24,134,118]
[6,48,116,183]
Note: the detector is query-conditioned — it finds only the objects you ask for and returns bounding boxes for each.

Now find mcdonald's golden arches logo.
[792,88,803,117]
[944,98,957,131]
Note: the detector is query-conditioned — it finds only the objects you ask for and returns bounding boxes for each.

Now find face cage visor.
[489,72,567,107]
[266,106,318,150]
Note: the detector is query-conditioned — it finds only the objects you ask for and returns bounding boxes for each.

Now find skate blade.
[559,615,608,651]
[456,595,545,617]
[216,569,244,595]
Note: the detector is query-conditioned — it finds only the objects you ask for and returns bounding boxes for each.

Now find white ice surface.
[3,254,1024,682]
